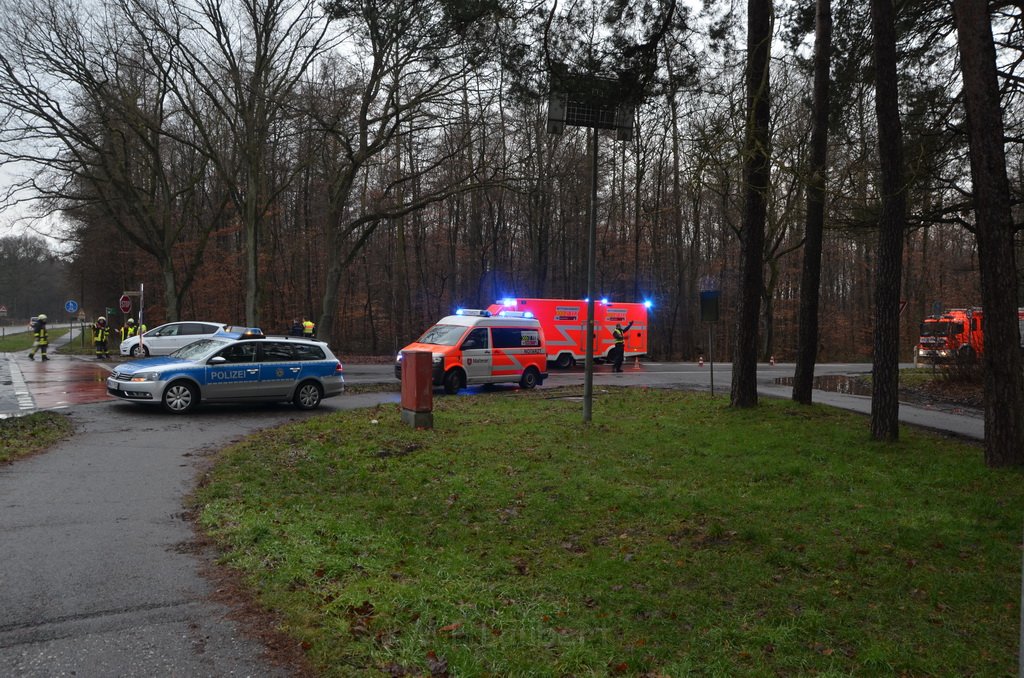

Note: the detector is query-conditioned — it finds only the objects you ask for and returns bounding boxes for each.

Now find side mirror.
[209,356,227,364]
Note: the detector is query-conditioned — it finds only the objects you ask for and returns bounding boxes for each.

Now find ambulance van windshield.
[416,324,466,346]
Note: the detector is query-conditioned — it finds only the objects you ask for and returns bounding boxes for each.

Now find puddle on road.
[775,374,872,396]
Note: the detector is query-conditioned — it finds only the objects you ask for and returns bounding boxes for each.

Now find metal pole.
[709,324,714,397]
[583,128,598,423]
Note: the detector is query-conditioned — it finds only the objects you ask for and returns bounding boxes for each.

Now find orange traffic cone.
[699,355,704,367]
[633,355,640,369]
[770,355,775,366]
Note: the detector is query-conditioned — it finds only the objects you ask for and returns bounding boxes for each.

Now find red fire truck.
[486,298,650,368]
[916,307,1024,363]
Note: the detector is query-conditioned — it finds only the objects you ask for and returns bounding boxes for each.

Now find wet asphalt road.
[0,385,400,677]
[0,346,984,677]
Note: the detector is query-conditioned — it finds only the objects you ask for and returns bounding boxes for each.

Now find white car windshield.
[415,324,466,346]
[171,338,231,360]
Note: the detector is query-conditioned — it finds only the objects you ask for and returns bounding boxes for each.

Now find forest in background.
[0,0,1018,363]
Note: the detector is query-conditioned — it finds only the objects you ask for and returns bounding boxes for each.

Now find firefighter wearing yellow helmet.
[93,316,111,359]
[27,313,49,361]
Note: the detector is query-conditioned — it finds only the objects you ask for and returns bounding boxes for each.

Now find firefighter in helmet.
[27,313,49,361]
[121,318,137,342]
[93,316,111,359]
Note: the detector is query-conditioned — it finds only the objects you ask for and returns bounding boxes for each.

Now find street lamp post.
[547,66,636,422]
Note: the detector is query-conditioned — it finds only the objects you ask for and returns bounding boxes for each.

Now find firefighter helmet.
[127,318,135,325]
[37,313,47,321]
[97,316,107,326]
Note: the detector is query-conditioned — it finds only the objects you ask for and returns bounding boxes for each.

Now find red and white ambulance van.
[395,309,548,394]
[486,298,650,368]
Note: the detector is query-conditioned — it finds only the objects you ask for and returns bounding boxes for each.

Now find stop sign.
[119,294,132,313]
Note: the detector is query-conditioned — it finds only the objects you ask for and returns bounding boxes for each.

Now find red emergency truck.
[916,306,1024,363]
[487,298,650,368]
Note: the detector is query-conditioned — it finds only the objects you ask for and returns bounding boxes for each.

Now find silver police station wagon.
[107,327,345,414]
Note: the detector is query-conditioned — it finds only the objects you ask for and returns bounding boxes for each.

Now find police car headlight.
[130,371,161,382]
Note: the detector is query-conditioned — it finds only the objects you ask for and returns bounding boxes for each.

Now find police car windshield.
[415,324,466,346]
[171,337,231,359]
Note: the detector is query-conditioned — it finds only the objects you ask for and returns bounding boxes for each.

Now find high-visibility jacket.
[93,325,109,342]
[612,321,634,346]
[34,324,48,346]
[302,320,315,337]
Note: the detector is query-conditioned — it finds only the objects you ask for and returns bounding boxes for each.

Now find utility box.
[400,350,433,428]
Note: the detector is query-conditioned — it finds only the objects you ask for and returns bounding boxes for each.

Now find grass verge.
[0,411,74,463]
[194,387,1021,676]
[0,328,71,353]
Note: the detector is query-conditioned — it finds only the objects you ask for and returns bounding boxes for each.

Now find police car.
[107,327,344,414]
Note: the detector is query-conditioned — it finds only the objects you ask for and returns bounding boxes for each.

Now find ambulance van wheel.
[554,353,575,369]
[519,367,540,390]
[443,368,465,394]
[162,381,197,414]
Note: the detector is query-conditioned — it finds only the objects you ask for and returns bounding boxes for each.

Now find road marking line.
[9,359,36,412]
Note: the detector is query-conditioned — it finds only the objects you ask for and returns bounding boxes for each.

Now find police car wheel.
[131,344,149,358]
[162,381,197,414]
[442,369,464,394]
[519,367,540,390]
[294,381,323,410]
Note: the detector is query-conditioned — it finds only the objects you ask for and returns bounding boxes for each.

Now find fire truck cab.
[916,308,984,363]
[487,298,650,368]
[395,310,548,394]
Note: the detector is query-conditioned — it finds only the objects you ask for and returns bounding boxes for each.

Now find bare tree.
[867,0,906,441]
[130,0,337,326]
[731,0,773,408]
[953,0,1024,466]
[308,0,504,342]
[0,0,233,320]
[793,0,832,404]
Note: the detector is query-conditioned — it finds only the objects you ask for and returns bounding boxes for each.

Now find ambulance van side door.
[460,327,491,381]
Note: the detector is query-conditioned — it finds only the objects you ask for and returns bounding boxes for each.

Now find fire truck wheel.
[443,368,465,394]
[554,353,575,369]
[519,367,540,389]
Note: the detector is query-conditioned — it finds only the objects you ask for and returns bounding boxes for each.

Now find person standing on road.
[93,316,111,359]
[27,313,49,361]
[611,320,634,372]
[290,319,303,336]
[302,317,316,338]
[119,318,137,343]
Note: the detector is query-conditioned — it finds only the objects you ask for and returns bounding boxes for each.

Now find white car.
[120,321,228,357]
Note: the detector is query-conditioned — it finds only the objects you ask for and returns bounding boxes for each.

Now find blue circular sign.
[65,299,79,313]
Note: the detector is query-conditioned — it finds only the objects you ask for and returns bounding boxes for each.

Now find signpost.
[700,276,721,396]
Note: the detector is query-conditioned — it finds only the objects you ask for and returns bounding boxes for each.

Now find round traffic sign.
[65,299,79,313]
[119,295,132,313]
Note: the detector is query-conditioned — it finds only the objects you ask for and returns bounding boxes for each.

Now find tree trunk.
[731,0,772,408]
[953,0,1024,466]
[793,0,832,404]
[869,0,906,441]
